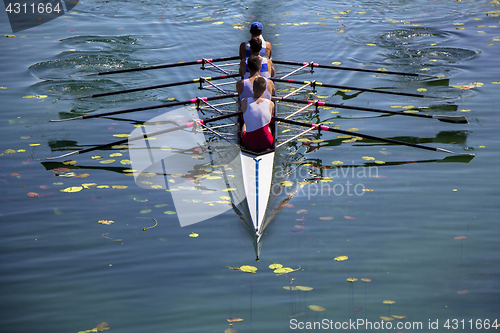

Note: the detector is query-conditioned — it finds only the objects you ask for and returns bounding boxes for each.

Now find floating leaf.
[347,277,358,282]
[227,317,243,323]
[164,211,176,215]
[27,192,39,197]
[99,220,114,225]
[296,286,313,291]
[75,173,90,178]
[344,215,356,220]
[62,160,77,166]
[362,156,375,161]
[319,216,334,220]
[269,263,283,269]
[308,305,325,311]
[112,185,127,189]
[225,328,237,333]
[61,186,83,193]
[189,232,199,237]
[240,265,257,273]
[281,180,294,187]
[113,134,130,138]
[331,160,344,165]
[334,256,348,261]
[360,277,372,282]
[283,286,299,290]
[457,290,468,295]
[139,209,152,214]
[383,300,396,304]
[380,316,394,321]
[99,159,115,164]
[374,160,385,164]
[109,153,122,157]
[392,315,406,319]
[274,267,294,274]
[94,322,110,332]
[454,235,468,240]
[296,209,307,214]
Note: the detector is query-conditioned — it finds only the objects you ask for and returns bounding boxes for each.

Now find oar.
[80,56,240,77]
[274,98,468,124]
[50,93,239,122]
[74,74,239,99]
[273,60,436,77]
[45,111,242,160]
[272,78,438,99]
[273,117,472,155]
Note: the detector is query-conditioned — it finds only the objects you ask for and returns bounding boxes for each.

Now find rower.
[239,37,275,79]
[239,76,275,152]
[239,22,272,60]
[236,55,275,100]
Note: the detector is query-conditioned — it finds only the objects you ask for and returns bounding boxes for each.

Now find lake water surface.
[1,0,500,332]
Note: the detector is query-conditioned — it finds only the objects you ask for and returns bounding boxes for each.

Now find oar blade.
[435,115,469,124]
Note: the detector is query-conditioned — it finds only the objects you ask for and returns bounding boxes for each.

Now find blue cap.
[250,22,263,31]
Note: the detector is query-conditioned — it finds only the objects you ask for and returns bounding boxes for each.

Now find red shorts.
[242,124,274,151]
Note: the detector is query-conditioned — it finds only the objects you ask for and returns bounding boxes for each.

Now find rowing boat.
[237,111,277,241]
[45,54,474,258]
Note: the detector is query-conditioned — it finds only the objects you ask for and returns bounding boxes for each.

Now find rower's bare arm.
[269,101,275,115]
[236,80,243,95]
[240,98,247,113]
[266,42,272,59]
[239,42,246,60]
[269,59,275,77]
[268,80,275,96]
[239,59,246,78]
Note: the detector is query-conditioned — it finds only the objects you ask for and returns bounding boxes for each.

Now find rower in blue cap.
[239,21,272,60]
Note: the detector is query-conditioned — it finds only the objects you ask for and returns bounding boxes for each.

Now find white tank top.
[239,78,271,100]
[243,57,270,79]
[243,97,271,133]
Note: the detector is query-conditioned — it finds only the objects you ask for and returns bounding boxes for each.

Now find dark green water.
[1,1,499,332]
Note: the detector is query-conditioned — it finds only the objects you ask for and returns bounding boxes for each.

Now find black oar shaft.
[277,98,433,120]
[81,93,238,120]
[273,60,432,77]
[47,111,242,159]
[80,74,239,99]
[90,56,239,76]
[273,117,451,153]
[272,78,430,98]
